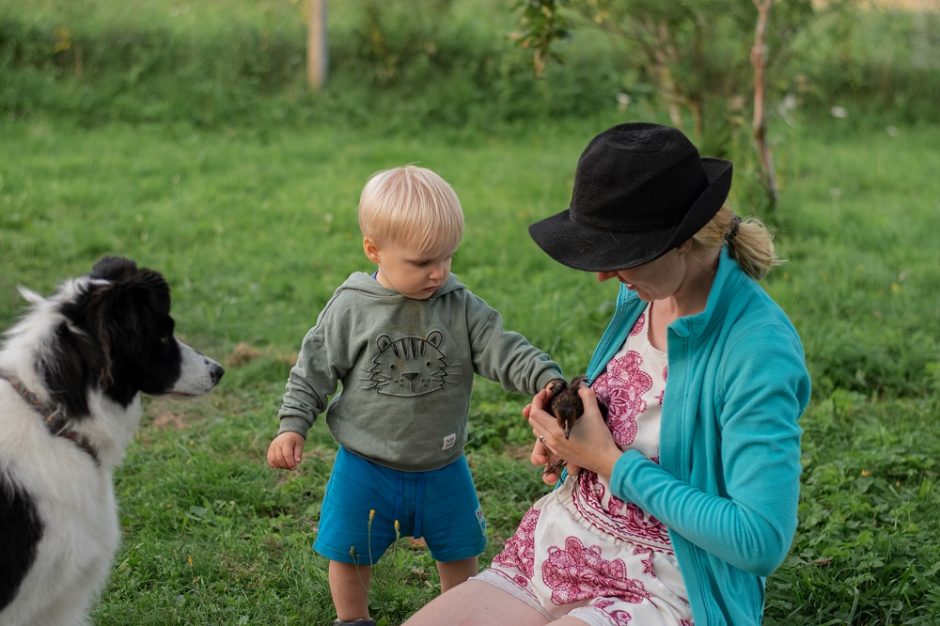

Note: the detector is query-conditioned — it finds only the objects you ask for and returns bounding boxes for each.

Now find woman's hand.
[527,431,566,485]
[526,385,621,482]
[524,390,562,484]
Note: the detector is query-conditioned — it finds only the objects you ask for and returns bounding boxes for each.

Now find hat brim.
[529,157,732,272]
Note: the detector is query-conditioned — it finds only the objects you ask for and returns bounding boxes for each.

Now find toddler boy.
[267,165,564,625]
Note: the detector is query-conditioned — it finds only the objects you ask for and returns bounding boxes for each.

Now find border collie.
[0,256,224,625]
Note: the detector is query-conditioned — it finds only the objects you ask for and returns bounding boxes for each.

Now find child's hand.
[543,378,566,397]
[267,431,305,470]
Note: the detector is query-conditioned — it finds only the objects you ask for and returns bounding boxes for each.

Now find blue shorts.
[314,447,487,565]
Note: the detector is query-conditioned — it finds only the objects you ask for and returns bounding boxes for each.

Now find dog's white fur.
[0,266,222,626]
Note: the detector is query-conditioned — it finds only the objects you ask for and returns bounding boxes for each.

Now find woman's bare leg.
[403,579,550,626]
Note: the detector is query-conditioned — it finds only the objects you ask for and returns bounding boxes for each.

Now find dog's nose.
[209,362,225,385]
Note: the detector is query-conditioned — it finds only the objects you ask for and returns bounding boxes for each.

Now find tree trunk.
[307,0,328,90]
[751,0,778,207]
[651,20,686,129]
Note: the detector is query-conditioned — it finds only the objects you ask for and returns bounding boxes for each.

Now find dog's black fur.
[0,478,43,609]
[47,257,186,415]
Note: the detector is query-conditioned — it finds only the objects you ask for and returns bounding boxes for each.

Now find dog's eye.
[160,335,172,345]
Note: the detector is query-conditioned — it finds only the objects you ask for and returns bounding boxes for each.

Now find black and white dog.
[0,256,224,625]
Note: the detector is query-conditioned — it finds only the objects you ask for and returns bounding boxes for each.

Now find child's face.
[364,237,454,300]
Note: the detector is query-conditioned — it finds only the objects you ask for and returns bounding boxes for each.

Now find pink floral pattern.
[592,349,651,447]
[483,305,691,624]
[634,546,656,576]
[574,471,671,548]
[629,311,646,337]
[492,507,540,584]
[595,599,634,625]
[542,536,651,606]
[656,366,668,405]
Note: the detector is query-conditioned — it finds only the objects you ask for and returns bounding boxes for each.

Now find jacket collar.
[667,246,744,340]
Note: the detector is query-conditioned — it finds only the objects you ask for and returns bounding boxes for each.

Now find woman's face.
[596,246,687,302]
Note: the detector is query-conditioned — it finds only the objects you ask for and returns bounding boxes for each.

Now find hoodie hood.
[338,272,465,300]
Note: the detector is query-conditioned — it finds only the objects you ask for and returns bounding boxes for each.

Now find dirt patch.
[152,409,189,429]
[226,342,262,367]
[147,396,212,429]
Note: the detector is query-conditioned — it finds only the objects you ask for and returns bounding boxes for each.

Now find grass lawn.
[2,114,939,625]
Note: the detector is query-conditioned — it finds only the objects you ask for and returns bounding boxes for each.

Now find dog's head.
[45,256,224,414]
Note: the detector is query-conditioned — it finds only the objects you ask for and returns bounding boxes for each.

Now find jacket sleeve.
[466,295,564,395]
[276,298,352,437]
[608,324,810,576]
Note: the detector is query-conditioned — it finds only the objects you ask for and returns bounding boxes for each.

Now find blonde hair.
[692,205,782,280]
[358,165,464,257]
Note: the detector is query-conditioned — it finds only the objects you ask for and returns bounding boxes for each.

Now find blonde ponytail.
[692,205,782,280]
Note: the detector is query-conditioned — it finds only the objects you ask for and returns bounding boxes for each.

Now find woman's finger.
[530,440,548,465]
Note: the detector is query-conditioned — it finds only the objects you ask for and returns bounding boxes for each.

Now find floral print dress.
[476,306,694,626]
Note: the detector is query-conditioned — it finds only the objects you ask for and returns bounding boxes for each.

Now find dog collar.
[0,372,101,466]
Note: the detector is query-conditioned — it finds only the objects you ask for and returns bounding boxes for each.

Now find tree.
[751,0,777,204]
[514,0,817,207]
[307,0,328,90]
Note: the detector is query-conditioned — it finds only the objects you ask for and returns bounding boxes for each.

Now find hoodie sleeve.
[276,295,353,437]
[465,293,564,394]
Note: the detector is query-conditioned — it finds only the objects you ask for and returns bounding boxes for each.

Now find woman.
[404,123,811,626]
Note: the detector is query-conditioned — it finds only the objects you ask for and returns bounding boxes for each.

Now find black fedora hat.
[529,122,732,272]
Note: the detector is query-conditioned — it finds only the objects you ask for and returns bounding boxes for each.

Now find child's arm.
[267,431,306,470]
[272,293,352,466]
[467,297,564,394]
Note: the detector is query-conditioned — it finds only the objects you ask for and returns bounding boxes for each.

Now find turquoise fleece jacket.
[586,248,810,626]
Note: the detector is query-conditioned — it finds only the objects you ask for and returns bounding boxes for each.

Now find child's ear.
[363,237,381,263]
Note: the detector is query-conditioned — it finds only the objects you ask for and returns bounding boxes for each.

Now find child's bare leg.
[329,560,372,620]
[435,556,478,593]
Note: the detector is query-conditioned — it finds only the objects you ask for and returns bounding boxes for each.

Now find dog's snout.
[209,361,225,385]
[173,343,225,395]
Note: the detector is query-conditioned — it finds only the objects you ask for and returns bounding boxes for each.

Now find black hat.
[529,122,732,271]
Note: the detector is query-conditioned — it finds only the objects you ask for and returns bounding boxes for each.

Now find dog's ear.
[90,256,139,282]
[97,269,172,330]
[89,268,172,375]
[51,287,117,414]
[124,269,171,314]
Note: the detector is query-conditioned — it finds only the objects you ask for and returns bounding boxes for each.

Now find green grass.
[3,2,938,623]
[2,111,939,624]
[0,0,625,131]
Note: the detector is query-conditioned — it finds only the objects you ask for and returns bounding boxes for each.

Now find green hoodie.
[278,272,563,471]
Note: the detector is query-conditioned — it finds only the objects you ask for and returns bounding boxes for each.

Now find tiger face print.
[367,331,448,397]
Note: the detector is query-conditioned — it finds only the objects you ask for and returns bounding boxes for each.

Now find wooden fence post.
[307,0,328,90]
